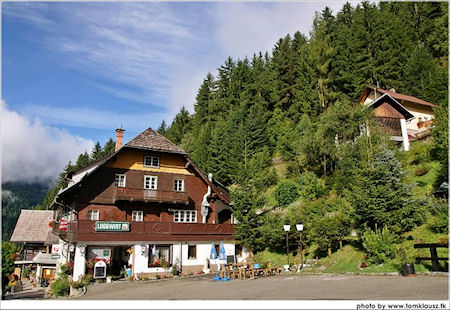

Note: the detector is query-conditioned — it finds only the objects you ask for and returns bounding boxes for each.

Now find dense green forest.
[158,2,448,265]
[1,182,49,240]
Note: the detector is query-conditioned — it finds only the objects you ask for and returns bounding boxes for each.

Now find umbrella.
[219,242,230,281]
[210,242,220,280]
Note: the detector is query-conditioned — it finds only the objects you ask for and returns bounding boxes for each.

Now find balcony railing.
[113,187,189,204]
[62,220,235,242]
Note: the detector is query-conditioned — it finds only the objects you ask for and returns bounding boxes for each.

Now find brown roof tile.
[368,86,436,108]
[125,127,186,154]
[10,210,57,244]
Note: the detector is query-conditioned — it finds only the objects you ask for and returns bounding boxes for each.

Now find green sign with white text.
[95,221,130,232]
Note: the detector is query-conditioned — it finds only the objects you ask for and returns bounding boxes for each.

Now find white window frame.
[115,174,126,187]
[132,210,143,222]
[144,156,160,168]
[174,179,184,192]
[144,175,158,190]
[87,210,99,221]
[188,245,197,260]
[173,210,197,223]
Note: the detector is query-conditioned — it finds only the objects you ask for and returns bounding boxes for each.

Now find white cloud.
[1,102,95,184]
[18,104,166,133]
[212,2,345,58]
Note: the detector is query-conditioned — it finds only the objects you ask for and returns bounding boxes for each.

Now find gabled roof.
[54,127,230,206]
[125,127,186,154]
[10,210,57,244]
[367,93,415,121]
[358,86,437,108]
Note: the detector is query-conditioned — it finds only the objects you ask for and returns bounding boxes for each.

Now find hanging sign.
[59,219,69,231]
[95,221,130,232]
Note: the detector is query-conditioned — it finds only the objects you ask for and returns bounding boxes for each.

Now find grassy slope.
[257,142,448,273]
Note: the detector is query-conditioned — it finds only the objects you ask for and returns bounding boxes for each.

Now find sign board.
[94,261,107,279]
[51,244,61,254]
[59,219,69,231]
[95,221,130,232]
[88,248,111,261]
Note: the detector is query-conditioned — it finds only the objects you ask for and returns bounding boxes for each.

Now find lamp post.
[283,224,291,269]
[296,224,304,272]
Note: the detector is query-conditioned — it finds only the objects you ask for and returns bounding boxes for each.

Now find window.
[188,245,197,259]
[235,244,243,257]
[114,174,126,187]
[174,179,184,192]
[148,245,170,267]
[144,156,160,168]
[132,211,143,222]
[87,210,99,221]
[144,176,158,190]
[173,210,197,223]
[215,244,220,257]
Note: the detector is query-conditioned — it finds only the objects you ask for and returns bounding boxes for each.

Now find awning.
[32,252,59,265]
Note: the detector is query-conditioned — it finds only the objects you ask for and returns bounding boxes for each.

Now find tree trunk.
[339,240,343,249]
[328,247,332,257]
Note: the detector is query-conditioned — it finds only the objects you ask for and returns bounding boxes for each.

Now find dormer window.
[144,156,160,168]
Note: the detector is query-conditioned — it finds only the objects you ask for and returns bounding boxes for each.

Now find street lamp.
[296,224,304,272]
[283,224,291,269]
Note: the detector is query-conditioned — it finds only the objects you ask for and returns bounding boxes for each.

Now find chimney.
[115,127,125,151]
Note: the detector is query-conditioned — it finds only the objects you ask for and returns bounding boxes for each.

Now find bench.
[413,243,448,271]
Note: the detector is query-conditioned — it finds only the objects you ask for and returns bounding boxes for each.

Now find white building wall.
[73,245,86,281]
[132,242,236,275]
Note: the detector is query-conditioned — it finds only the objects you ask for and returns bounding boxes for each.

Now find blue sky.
[2,1,346,183]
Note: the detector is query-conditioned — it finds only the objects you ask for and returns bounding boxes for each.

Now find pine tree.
[90,142,103,161]
[165,107,192,145]
[75,152,90,168]
[157,120,167,135]
[102,138,115,157]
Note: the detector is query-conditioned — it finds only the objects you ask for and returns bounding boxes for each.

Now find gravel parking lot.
[74,274,448,300]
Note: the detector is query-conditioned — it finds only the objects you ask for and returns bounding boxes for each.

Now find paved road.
[74,274,448,300]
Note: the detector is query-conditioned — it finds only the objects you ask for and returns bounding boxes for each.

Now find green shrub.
[361,226,397,264]
[297,172,326,200]
[402,142,432,165]
[22,268,31,279]
[396,245,416,264]
[273,180,299,207]
[50,277,70,297]
[415,163,430,176]
[428,199,448,234]
[80,274,94,286]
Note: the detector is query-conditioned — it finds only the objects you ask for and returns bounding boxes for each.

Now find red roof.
[365,86,436,108]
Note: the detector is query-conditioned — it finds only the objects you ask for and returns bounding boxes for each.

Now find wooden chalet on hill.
[358,86,437,151]
[51,127,238,280]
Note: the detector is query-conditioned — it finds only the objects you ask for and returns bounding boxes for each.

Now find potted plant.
[397,246,416,277]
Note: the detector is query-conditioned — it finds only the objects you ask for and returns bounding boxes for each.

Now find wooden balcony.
[113,187,189,205]
[52,223,77,243]
[68,220,235,242]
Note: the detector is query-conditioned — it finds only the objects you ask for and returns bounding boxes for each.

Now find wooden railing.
[113,187,189,204]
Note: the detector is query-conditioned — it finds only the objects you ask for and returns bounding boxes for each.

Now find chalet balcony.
[113,187,189,205]
[64,220,235,242]
[52,224,77,243]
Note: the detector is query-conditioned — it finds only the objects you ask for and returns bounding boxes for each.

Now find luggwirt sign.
[95,221,130,232]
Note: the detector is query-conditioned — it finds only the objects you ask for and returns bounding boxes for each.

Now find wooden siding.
[70,221,234,242]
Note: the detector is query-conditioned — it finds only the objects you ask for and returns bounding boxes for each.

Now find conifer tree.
[157,120,167,135]
[90,142,103,161]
